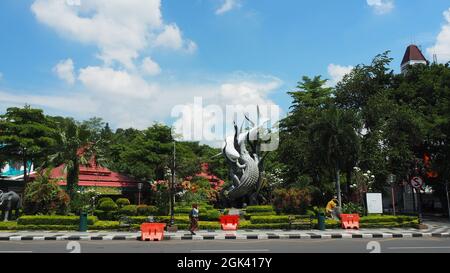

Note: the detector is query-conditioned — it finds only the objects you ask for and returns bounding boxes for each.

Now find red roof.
[401,45,427,65]
[47,155,138,188]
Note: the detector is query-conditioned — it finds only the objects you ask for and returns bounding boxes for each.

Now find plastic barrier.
[340,214,360,230]
[220,215,240,231]
[141,223,166,241]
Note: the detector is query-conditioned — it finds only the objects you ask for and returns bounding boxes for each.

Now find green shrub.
[116,198,131,208]
[342,203,365,216]
[0,221,18,230]
[199,210,221,221]
[136,205,159,216]
[118,205,137,216]
[244,212,277,220]
[23,170,70,215]
[129,216,191,225]
[245,205,275,213]
[94,210,118,221]
[250,216,290,224]
[98,197,114,205]
[360,215,418,223]
[273,188,311,215]
[98,200,118,212]
[17,215,98,226]
[89,221,122,230]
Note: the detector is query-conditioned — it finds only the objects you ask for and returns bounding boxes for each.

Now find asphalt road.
[0,238,449,253]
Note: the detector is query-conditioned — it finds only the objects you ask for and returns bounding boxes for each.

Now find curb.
[0,232,449,241]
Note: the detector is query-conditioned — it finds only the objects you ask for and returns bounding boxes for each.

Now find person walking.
[189,203,199,235]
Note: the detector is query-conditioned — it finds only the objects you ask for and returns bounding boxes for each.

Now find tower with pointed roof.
[401,44,428,74]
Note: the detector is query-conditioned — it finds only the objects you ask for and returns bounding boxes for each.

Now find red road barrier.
[220,215,240,231]
[141,223,166,241]
[340,214,360,230]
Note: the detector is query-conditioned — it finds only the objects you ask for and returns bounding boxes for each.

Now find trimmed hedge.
[129,216,191,225]
[136,205,159,216]
[90,221,122,230]
[245,206,275,214]
[250,216,290,224]
[360,215,417,223]
[118,205,137,216]
[98,200,118,212]
[94,210,118,221]
[17,215,98,226]
[116,198,131,208]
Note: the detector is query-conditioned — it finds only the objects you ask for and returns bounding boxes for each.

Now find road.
[0,238,449,253]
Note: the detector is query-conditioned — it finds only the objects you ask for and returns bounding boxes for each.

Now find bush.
[250,216,290,224]
[89,221,122,230]
[118,205,137,216]
[136,205,159,216]
[129,216,191,225]
[98,197,114,205]
[98,200,119,212]
[342,203,365,216]
[0,221,18,230]
[17,215,97,226]
[23,170,70,215]
[94,210,118,221]
[273,188,311,215]
[199,210,221,221]
[116,198,131,208]
[245,206,275,213]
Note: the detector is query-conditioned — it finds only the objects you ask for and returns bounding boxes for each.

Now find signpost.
[387,174,397,216]
[410,176,424,190]
[410,176,424,224]
[366,193,383,214]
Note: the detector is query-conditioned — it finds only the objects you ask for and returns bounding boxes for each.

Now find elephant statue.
[0,190,21,221]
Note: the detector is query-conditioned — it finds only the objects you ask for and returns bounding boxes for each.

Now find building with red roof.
[401,44,428,74]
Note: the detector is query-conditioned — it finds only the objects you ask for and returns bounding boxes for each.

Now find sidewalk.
[1,225,449,241]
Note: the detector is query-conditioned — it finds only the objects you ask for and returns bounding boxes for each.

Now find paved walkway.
[0,219,448,241]
[1,226,449,241]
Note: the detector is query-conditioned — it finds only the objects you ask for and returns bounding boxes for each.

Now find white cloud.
[78,66,158,99]
[366,0,394,15]
[141,57,161,76]
[53,58,75,84]
[31,0,194,69]
[172,75,283,146]
[327,64,353,87]
[216,0,240,15]
[427,8,450,63]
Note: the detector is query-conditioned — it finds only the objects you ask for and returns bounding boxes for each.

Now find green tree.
[309,107,361,207]
[0,106,56,183]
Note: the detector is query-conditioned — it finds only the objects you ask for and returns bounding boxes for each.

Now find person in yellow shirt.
[326,197,339,220]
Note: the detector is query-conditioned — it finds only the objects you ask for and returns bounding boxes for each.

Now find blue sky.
[1,0,450,144]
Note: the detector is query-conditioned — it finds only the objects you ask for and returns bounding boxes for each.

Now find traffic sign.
[410,176,424,190]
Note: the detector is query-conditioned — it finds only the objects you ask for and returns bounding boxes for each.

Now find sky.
[0,0,450,146]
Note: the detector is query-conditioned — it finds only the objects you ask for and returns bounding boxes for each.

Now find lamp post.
[137,182,143,206]
[169,141,176,227]
[387,174,397,216]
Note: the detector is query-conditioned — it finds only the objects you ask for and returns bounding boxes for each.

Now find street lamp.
[169,141,176,227]
[137,182,143,206]
[387,174,397,216]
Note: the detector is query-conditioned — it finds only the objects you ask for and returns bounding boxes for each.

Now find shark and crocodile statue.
[221,110,274,205]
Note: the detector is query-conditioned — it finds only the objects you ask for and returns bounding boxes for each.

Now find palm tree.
[47,120,107,199]
[310,107,361,207]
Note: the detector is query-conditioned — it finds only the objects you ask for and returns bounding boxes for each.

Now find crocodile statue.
[221,111,272,205]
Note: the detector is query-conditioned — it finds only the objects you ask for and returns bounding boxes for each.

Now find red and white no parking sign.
[410,176,424,190]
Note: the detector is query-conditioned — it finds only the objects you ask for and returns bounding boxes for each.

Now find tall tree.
[0,106,56,183]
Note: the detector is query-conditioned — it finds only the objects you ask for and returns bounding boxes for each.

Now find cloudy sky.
[0,0,449,143]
